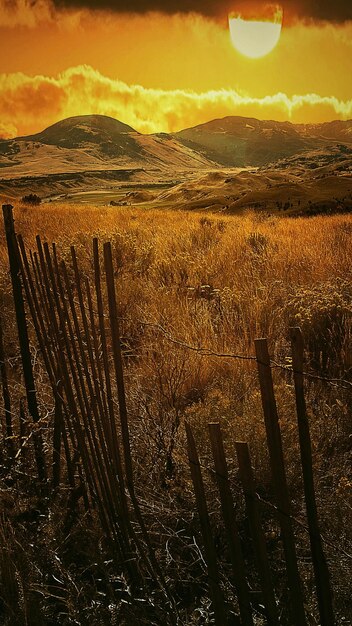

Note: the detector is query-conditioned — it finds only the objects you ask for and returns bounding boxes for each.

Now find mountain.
[0,114,351,209]
[175,116,352,167]
[26,115,138,149]
[0,114,216,187]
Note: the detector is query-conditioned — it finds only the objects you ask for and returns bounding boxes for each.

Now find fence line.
[256,493,352,561]
[235,441,279,625]
[138,320,352,390]
[68,290,352,390]
[185,422,227,626]
[0,203,342,625]
[208,422,254,625]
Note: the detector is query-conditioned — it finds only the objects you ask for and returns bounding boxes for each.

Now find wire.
[140,321,352,391]
[256,493,352,561]
[70,292,352,390]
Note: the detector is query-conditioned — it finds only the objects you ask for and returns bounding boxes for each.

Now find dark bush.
[21,193,41,205]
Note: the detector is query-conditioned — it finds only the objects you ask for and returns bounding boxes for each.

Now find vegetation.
[20,193,42,205]
[0,204,351,624]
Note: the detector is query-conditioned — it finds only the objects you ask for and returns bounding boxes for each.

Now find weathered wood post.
[290,327,335,625]
[255,338,306,625]
[185,422,227,626]
[52,389,63,489]
[103,241,133,488]
[235,441,279,626]
[208,422,254,626]
[0,315,12,459]
[2,204,46,479]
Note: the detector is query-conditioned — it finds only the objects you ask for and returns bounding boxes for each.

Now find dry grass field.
[0,203,351,625]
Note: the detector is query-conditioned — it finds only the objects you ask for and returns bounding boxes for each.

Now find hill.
[0,114,216,197]
[0,114,351,211]
[153,145,352,215]
[175,116,352,167]
[26,115,138,149]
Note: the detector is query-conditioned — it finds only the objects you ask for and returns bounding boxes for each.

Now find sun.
[229,5,283,59]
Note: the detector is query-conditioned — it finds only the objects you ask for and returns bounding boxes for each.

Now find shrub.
[286,279,352,372]
[21,193,41,205]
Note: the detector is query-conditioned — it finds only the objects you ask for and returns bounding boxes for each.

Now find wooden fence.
[185,334,335,625]
[0,203,337,625]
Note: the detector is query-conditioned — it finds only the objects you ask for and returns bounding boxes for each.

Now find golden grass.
[2,204,350,354]
[0,204,351,623]
[1,203,350,472]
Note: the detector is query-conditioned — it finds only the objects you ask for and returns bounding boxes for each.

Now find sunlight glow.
[229,6,283,59]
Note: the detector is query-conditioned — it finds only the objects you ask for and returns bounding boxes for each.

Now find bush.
[286,279,352,372]
[21,193,41,205]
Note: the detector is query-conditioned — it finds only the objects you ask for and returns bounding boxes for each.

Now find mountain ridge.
[6,113,352,143]
[175,116,352,167]
[1,114,351,211]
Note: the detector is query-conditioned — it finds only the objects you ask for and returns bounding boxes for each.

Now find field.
[0,204,351,625]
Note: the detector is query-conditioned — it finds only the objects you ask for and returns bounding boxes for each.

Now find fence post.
[208,422,253,626]
[2,205,46,480]
[185,422,227,626]
[255,338,307,626]
[235,441,279,626]
[101,242,174,610]
[103,241,133,489]
[52,389,63,489]
[290,327,335,625]
[0,315,12,459]
[18,398,29,472]
[17,234,76,490]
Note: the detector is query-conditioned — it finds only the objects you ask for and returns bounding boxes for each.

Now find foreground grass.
[0,204,351,624]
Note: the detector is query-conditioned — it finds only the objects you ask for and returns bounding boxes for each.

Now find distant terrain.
[1,114,351,214]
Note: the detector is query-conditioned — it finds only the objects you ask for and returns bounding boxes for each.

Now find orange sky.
[0,1,351,138]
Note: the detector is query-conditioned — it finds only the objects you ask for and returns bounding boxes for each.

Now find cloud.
[0,121,17,139]
[1,0,351,27]
[0,0,55,27]
[0,64,352,139]
[53,0,352,23]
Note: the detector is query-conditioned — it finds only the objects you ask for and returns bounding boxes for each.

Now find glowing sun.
[229,5,283,58]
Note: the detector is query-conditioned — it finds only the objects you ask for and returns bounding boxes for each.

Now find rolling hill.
[175,116,352,167]
[154,145,352,215]
[0,114,216,194]
[0,114,351,213]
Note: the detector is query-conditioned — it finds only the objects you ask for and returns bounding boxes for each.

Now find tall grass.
[0,204,351,624]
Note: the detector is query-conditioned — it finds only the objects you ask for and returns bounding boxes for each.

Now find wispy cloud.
[0,0,55,27]
[1,0,351,27]
[1,65,351,138]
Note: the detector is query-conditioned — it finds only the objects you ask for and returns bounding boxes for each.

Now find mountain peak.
[27,115,137,149]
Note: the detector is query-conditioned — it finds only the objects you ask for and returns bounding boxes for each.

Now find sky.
[0,0,351,138]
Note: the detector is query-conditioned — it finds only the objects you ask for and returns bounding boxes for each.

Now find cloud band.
[54,0,352,22]
[1,65,352,139]
[1,0,352,26]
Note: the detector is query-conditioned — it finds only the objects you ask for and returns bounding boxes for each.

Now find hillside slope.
[154,144,352,214]
[175,116,352,167]
[0,114,216,183]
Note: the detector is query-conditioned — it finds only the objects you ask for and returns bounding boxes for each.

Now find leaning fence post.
[290,327,335,625]
[103,241,133,489]
[255,338,307,626]
[2,205,46,480]
[52,388,63,489]
[0,315,12,460]
[208,422,253,626]
[185,422,227,626]
[235,441,279,626]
